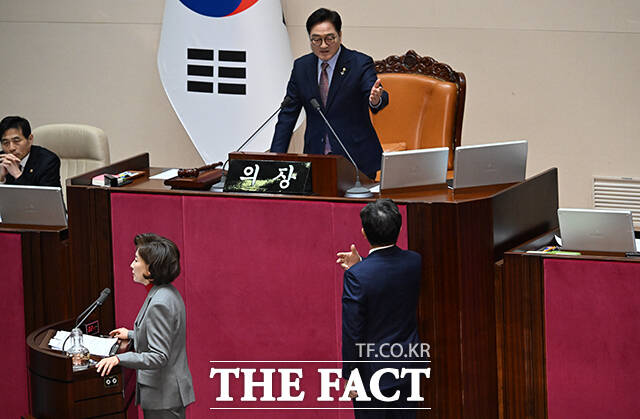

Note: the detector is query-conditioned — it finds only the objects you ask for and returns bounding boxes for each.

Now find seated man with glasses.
[0,116,61,187]
[270,8,389,180]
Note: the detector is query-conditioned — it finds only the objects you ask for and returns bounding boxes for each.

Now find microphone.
[309,98,373,198]
[75,288,111,330]
[211,96,294,192]
[95,288,111,306]
[61,288,112,350]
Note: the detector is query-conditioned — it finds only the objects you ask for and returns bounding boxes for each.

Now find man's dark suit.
[270,46,389,179]
[4,145,61,187]
[342,245,422,419]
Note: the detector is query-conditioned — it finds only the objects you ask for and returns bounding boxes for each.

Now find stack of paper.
[49,331,118,357]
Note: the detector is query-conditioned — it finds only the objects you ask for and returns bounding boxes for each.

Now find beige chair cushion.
[32,123,110,202]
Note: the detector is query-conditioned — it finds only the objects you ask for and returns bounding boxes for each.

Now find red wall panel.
[545,259,640,419]
[0,232,29,417]
[111,194,407,418]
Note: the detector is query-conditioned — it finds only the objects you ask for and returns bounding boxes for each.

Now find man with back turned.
[270,8,388,179]
[337,199,423,418]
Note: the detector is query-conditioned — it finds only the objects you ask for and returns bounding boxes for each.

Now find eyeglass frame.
[310,33,339,46]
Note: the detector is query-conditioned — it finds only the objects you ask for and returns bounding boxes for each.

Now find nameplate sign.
[224,159,312,195]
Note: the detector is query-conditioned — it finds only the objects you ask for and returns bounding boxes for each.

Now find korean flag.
[158,0,298,163]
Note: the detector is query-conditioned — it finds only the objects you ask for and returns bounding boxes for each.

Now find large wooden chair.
[371,50,466,170]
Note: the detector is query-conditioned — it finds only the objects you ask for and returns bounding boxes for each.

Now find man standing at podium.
[270,8,388,179]
[0,116,61,187]
[337,199,422,418]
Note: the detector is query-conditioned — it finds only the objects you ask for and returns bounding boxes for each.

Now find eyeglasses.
[310,34,338,46]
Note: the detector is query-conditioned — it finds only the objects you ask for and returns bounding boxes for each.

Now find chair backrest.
[371,50,466,169]
[32,123,110,202]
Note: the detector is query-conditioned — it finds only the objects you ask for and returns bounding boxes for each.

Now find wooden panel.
[67,186,116,332]
[495,260,505,419]
[67,153,150,333]
[17,229,71,334]
[74,392,127,418]
[458,199,498,419]
[68,153,149,186]
[500,253,547,419]
[72,371,124,400]
[407,203,439,416]
[492,169,559,260]
[429,202,464,418]
[30,371,73,419]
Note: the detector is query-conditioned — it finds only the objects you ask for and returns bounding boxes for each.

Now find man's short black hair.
[360,199,402,247]
[306,8,342,34]
[0,116,31,139]
[134,233,181,285]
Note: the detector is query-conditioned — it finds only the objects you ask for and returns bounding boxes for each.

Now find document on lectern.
[49,330,118,357]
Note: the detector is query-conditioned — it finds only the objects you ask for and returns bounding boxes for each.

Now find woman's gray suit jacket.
[117,284,195,410]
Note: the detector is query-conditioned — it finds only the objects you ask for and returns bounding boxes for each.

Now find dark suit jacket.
[4,145,61,187]
[270,46,389,179]
[118,284,195,410]
[342,245,422,391]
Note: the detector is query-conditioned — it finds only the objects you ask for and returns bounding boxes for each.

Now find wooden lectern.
[26,319,136,419]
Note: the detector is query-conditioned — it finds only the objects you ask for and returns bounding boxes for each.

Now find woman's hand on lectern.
[96,356,120,376]
[109,327,129,340]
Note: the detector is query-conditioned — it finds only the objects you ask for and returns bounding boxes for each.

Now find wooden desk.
[0,224,71,333]
[66,153,558,419]
[0,223,71,418]
[497,231,640,419]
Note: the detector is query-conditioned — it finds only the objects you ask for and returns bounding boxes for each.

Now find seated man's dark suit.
[4,145,61,187]
[270,46,389,179]
[342,245,423,419]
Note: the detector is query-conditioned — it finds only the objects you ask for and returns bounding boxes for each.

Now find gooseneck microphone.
[309,98,373,198]
[61,288,111,350]
[75,288,111,329]
[211,96,294,192]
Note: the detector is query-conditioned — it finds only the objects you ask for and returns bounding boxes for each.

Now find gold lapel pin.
[29,169,33,173]
[340,67,347,76]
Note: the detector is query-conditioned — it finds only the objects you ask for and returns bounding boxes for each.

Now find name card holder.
[224,159,312,195]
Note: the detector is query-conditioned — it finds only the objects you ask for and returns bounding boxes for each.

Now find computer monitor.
[452,140,527,188]
[558,208,636,252]
[380,147,449,190]
[0,184,67,226]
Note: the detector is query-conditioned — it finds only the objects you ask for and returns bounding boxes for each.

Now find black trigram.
[186,48,246,95]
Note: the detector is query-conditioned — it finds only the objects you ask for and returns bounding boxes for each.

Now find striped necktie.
[319,62,329,106]
[319,62,331,153]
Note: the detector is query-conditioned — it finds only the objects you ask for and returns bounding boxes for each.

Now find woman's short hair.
[134,233,181,285]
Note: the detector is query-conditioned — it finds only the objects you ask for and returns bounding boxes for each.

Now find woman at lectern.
[96,233,195,419]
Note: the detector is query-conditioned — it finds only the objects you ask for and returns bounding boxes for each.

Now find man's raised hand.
[336,244,362,270]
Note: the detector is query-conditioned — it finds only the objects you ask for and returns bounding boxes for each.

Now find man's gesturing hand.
[369,79,384,106]
[336,244,362,270]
